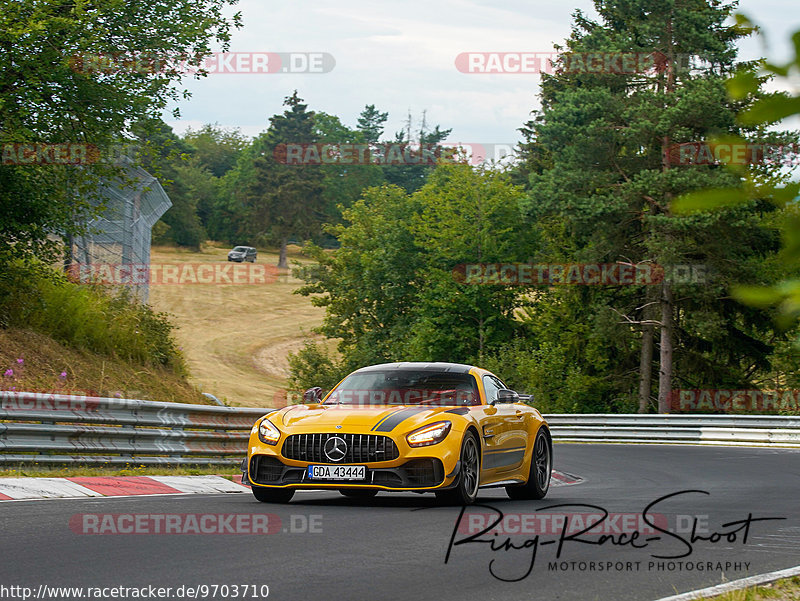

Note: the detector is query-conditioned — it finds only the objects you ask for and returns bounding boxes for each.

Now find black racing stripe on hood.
[370,408,401,431]
[371,407,429,432]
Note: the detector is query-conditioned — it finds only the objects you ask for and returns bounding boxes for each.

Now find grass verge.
[698,576,800,601]
[0,328,206,404]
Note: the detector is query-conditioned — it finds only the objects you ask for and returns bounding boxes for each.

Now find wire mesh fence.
[66,161,171,303]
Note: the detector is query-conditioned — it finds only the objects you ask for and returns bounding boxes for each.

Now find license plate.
[307,465,366,480]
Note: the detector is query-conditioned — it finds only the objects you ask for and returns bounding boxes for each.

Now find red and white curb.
[0,470,580,502]
[550,470,583,487]
[0,475,248,501]
[654,564,800,601]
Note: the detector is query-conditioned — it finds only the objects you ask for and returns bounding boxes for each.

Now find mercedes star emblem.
[324,436,348,462]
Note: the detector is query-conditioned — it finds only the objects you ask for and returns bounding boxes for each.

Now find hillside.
[0,328,206,404]
[147,243,328,407]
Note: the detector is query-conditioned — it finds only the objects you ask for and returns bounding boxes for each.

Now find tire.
[251,486,294,503]
[436,432,480,505]
[506,427,551,500]
[339,489,379,499]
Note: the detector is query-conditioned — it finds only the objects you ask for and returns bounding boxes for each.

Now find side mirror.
[493,389,520,405]
[303,387,323,404]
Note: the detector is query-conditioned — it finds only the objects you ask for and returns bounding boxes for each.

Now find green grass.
[0,257,208,404]
[0,259,184,370]
[0,327,206,404]
[698,576,800,601]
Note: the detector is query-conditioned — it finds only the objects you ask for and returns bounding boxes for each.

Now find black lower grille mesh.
[251,456,283,482]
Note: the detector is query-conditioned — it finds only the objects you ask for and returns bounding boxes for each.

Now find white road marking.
[653,564,800,601]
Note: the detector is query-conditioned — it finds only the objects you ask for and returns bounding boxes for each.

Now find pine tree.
[247,92,324,268]
[517,0,790,411]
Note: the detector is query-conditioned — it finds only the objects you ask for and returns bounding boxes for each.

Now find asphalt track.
[1,444,798,601]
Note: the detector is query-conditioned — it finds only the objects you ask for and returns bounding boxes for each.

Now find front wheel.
[436,432,480,505]
[506,428,551,500]
[252,486,294,503]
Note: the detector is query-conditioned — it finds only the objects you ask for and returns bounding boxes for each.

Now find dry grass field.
[148,243,329,407]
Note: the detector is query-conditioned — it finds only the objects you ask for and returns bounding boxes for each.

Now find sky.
[163,0,800,151]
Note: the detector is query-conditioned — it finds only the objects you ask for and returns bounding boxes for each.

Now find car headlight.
[406,420,452,447]
[258,418,281,445]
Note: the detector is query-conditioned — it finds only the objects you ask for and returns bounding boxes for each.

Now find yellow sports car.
[244,362,551,504]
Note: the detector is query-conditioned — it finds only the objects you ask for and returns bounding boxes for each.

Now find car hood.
[276,404,457,434]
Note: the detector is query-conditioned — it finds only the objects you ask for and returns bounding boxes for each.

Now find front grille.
[282,433,399,463]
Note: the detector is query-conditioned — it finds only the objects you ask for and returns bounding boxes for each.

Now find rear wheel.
[252,486,294,503]
[506,428,551,500]
[436,432,480,505]
[339,489,379,499]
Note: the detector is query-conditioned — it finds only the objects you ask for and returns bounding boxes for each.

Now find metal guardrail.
[0,391,268,466]
[2,393,800,466]
[545,414,800,447]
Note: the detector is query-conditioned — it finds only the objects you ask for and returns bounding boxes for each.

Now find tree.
[516,0,791,412]
[294,184,423,370]
[0,0,240,264]
[291,163,528,387]
[211,131,272,244]
[408,163,526,361]
[314,112,384,230]
[180,124,247,233]
[357,104,389,146]
[382,111,452,193]
[674,17,800,376]
[182,124,248,178]
[246,92,325,268]
[130,118,207,249]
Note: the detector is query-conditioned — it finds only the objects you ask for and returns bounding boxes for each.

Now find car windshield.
[232,246,248,252]
[324,370,480,406]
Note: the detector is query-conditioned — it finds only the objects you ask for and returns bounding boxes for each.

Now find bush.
[0,260,185,371]
[287,342,347,394]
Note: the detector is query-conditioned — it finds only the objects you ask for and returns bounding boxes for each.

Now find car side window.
[482,375,501,404]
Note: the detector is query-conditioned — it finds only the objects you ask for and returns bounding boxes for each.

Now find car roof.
[352,362,477,375]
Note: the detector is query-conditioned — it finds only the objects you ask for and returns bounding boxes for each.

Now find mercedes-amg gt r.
[243,362,551,504]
